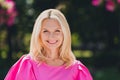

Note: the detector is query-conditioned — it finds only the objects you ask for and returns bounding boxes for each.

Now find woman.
[5,9,93,80]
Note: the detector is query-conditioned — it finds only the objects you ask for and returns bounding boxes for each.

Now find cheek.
[40,34,46,41]
[58,34,64,41]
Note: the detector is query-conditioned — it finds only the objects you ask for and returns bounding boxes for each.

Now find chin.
[45,45,60,50]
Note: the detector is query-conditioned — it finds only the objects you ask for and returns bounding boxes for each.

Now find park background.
[0,0,120,80]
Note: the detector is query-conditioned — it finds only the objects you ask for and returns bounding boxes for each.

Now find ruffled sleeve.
[4,54,37,80]
[72,60,93,80]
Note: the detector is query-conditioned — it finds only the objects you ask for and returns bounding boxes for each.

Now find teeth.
[47,41,57,44]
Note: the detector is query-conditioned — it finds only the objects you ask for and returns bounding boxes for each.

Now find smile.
[47,40,58,44]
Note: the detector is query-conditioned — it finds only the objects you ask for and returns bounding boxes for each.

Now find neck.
[45,48,59,60]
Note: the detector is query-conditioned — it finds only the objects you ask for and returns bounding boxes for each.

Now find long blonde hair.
[29,9,76,67]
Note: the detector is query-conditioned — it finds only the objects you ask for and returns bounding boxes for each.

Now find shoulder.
[4,54,36,80]
[71,60,93,80]
[11,54,33,68]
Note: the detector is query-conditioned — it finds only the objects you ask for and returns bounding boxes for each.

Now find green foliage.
[0,30,8,59]
[94,68,120,80]
[71,33,81,47]
[73,50,93,58]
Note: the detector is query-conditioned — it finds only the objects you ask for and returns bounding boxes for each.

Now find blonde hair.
[29,9,76,67]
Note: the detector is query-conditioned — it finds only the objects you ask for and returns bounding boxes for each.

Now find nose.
[48,33,55,39]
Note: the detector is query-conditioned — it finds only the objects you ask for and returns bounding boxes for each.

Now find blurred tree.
[0,0,17,60]
[91,0,120,12]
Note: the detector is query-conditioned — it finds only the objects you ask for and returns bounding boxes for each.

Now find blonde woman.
[5,9,93,80]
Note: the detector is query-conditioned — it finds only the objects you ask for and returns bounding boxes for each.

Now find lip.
[47,40,58,44]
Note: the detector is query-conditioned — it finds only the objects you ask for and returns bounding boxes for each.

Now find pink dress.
[4,54,93,80]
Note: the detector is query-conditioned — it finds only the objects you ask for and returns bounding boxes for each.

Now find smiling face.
[40,18,64,50]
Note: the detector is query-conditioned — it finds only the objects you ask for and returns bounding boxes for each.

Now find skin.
[40,18,64,66]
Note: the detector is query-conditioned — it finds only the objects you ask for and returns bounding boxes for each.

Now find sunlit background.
[0,0,120,80]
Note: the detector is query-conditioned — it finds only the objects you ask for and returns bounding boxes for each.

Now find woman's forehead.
[41,18,61,29]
